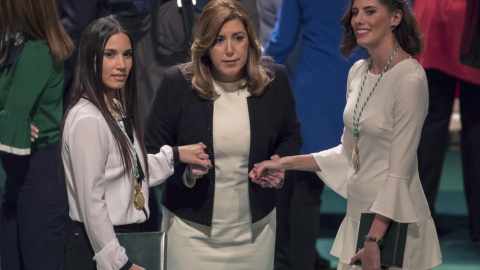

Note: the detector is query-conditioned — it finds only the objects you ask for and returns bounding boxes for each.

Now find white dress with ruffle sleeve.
[313,59,442,270]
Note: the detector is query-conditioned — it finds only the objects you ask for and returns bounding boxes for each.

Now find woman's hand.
[350,242,382,270]
[129,263,145,270]
[188,152,210,178]
[31,124,39,142]
[249,155,285,188]
[351,213,389,269]
[178,142,212,170]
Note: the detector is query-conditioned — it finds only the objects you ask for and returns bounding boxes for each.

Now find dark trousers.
[64,221,141,270]
[64,220,96,270]
[417,69,480,240]
[0,142,68,270]
[275,170,325,270]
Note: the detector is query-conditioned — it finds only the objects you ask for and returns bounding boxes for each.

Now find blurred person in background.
[0,0,73,269]
[414,0,480,241]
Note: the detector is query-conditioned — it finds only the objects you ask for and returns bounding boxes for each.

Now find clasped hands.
[249,155,285,188]
[178,142,212,178]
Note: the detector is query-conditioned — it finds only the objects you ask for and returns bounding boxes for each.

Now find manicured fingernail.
[262,179,268,183]
[207,164,212,169]
[254,174,258,179]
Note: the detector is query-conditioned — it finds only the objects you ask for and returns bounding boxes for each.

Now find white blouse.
[62,98,175,270]
[312,59,442,269]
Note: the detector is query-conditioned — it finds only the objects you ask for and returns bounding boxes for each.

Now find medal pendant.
[354,142,360,171]
[133,184,145,210]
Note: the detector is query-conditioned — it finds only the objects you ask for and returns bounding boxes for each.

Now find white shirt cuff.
[182,165,199,188]
[93,238,128,270]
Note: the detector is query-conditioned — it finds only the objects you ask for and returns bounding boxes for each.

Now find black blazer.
[144,63,302,226]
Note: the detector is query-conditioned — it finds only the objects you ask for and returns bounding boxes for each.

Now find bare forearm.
[368,213,391,239]
[280,154,320,171]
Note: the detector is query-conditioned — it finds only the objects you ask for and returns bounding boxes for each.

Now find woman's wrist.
[182,166,198,188]
[279,156,291,171]
[281,154,320,171]
[364,240,381,252]
[186,165,201,179]
[171,146,180,166]
[364,235,383,246]
[364,240,380,246]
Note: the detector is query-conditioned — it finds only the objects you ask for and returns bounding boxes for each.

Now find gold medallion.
[133,184,145,210]
[354,142,360,171]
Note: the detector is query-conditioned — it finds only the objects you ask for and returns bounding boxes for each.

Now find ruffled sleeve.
[310,61,362,199]
[0,111,31,155]
[370,174,422,222]
[370,73,429,222]
[312,144,349,199]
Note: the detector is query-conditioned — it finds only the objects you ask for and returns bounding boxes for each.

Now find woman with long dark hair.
[251,0,442,269]
[0,0,73,269]
[62,16,211,270]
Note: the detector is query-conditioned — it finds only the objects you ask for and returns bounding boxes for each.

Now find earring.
[390,25,397,32]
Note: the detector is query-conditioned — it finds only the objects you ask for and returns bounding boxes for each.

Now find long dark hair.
[62,16,148,179]
[340,0,423,56]
[0,0,73,65]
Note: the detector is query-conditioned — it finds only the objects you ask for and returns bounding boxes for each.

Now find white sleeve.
[370,74,429,222]
[181,165,200,188]
[147,145,175,187]
[145,146,202,187]
[312,142,349,199]
[310,62,360,199]
[67,115,128,270]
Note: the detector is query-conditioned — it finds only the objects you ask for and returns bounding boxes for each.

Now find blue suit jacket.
[264,0,361,153]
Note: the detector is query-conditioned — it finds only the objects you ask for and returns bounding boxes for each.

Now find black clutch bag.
[354,213,409,268]
[116,231,167,270]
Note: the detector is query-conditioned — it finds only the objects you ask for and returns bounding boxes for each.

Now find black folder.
[117,231,167,270]
[354,213,409,268]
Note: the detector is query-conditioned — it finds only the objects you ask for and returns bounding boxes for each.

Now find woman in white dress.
[143,0,302,269]
[61,16,211,270]
[250,0,442,269]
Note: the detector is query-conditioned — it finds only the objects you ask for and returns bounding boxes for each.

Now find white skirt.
[162,208,276,270]
[336,262,432,270]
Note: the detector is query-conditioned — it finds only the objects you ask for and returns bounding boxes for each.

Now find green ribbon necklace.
[108,106,145,211]
[352,44,399,171]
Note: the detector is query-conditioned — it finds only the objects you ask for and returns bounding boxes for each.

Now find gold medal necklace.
[352,44,399,171]
[108,106,145,211]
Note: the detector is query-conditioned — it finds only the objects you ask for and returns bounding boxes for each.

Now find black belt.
[73,221,142,234]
